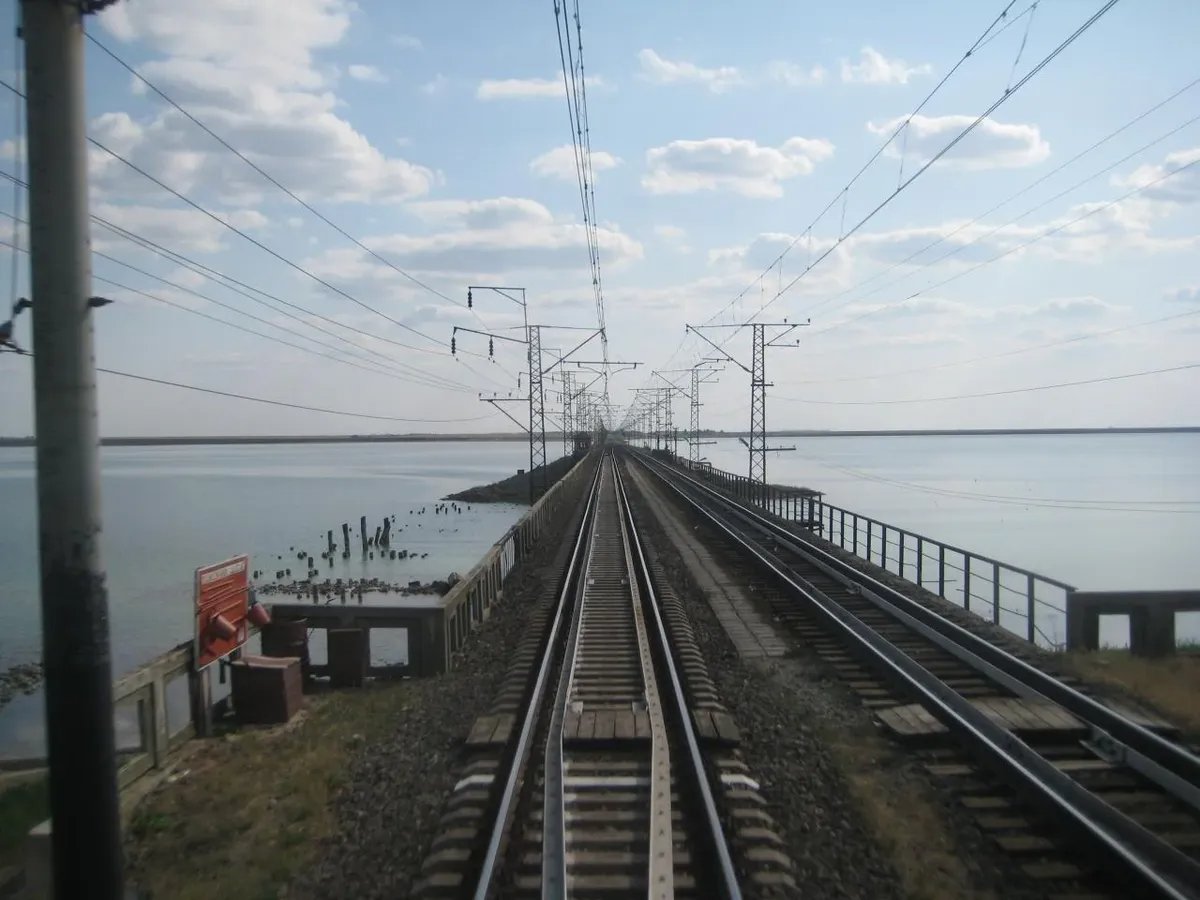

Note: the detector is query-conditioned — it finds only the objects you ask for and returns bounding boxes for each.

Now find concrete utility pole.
[23,1,123,897]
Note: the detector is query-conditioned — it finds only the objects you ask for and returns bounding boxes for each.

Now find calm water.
[1,433,1197,756]
[701,433,1200,645]
[0,441,528,757]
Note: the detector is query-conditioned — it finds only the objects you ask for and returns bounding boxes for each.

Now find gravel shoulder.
[625,463,1032,900]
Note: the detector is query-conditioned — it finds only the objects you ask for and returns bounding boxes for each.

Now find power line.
[0,75,460,358]
[800,74,1200,320]
[0,202,484,393]
[784,308,1200,386]
[92,366,496,424]
[774,362,1199,405]
[623,0,1114,418]
[555,0,611,405]
[82,30,513,350]
[807,150,1200,340]
[696,0,1025,332]
[747,0,1123,326]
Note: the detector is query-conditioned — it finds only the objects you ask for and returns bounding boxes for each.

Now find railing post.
[938,544,945,597]
[1027,573,1037,644]
[852,515,859,555]
[899,532,905,579]
[993,562,1001,625]
[881,524,888,570]
[963,554,972,613]
[866,520,872,563]
[916,537,923,588]
[839,510,845,548]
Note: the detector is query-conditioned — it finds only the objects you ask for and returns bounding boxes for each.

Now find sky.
[0,0,1197,437]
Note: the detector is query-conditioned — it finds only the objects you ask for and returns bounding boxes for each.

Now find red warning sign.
[193,555,250,670]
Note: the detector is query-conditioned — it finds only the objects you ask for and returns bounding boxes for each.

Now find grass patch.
[815,722,997,900]
[0,779,48,867]
[1063,648,1200,736]
[125,681,412,900]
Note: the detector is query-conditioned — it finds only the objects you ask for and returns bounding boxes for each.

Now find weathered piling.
[342,522,350,559]
[360,515,368,555]
[327,530,334,556]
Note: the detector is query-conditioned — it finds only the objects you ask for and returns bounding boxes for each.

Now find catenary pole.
[23,1,123,896]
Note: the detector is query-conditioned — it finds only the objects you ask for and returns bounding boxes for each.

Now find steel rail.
[642,452,1200,807]
[633,450,1200,900]
[614,459,744,900]
[471,457,604,900]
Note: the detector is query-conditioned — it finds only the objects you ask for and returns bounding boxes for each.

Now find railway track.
[467,453,743,899]
[632,449,1200,899]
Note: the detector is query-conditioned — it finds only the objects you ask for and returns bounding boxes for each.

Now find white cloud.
[1117,146,1200,205]
[1165,286,1200,305]
[91,202,260,255]
[476,74,605,101]
[93,0,436,205]
[637,48,742,93]
[653,225,691,254]
[1014,296,1118,319]
[530,145,622,181]
[868,114,1050,171]
[420,74,448,96]
[643,137,835,198]
[391,33,423,50]
[347,64,387,83]
[840,46,931,85]
[304,196,643,281]
[767,61,827,87]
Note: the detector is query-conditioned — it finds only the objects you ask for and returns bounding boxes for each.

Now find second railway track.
[632,448,1200,900]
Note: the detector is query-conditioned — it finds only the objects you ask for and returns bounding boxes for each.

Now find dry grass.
[125,682,411,900]
[815,720,999,900]
[1062,649,1200,736]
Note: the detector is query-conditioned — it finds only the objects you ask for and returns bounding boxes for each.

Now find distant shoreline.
[0,426,1197,448]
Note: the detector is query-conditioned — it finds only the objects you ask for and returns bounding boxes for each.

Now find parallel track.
[472,454,740,899]
[633,449,1200,900]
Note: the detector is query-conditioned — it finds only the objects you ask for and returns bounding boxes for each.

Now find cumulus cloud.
[420,74,448,96]
[1116,146,1200,205]
[476,75,605,100]
[767,61,827,87]
[868,114,1049,170]
[637,48,742,93]
[308,197,643,281]
[347,64,387,83]
[643,137,834,198]
[391,33,423,50]
[93,0,437,205]
[1165,285,1200,304]
[840,47,931,84]
[530,145,622,181]
[91,202,264,255]
[653,225,691,254]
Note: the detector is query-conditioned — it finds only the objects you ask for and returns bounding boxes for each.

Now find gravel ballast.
[624,462,1038,899]
[293,476,588,899]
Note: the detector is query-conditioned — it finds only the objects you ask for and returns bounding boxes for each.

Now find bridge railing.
[672,456,1075,648]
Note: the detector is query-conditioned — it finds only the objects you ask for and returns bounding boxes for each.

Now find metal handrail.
[638,451,1200,899]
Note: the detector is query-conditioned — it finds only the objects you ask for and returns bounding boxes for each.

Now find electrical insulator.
[451,335,456,356]
[488,337,494,358]
[467,288,473,309]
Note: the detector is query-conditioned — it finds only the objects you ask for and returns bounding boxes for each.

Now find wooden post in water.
[341,523,350,558]
[327,530,334,556]
[360,516,368,555]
